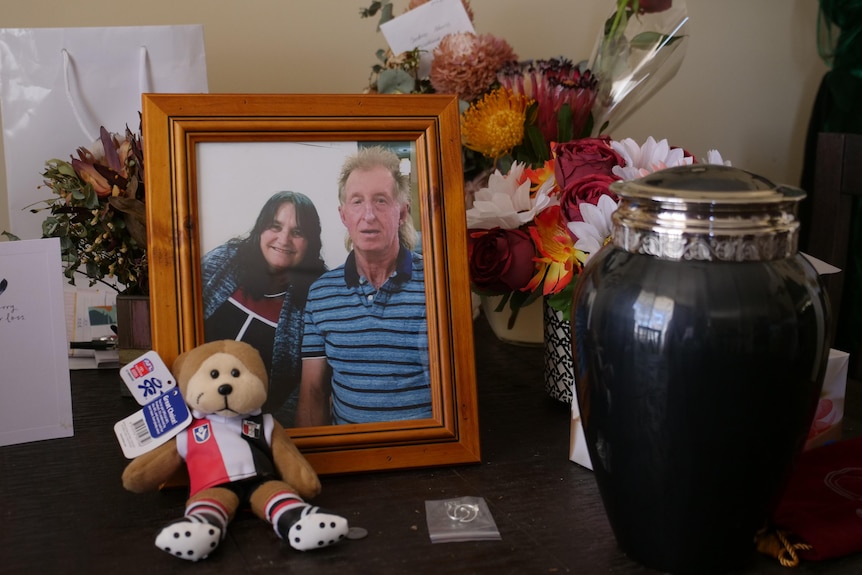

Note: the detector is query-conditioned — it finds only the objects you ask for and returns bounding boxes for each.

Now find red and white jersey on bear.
[176,412,275,496]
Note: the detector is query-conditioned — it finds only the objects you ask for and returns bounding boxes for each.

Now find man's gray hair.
[338,146,417,251]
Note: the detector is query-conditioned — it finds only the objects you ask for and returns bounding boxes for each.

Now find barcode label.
[114,389,191,459]
[132,418,151,445]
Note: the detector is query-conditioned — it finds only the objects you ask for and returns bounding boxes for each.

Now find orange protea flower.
[461,88,532,160]
[526,205,586,295]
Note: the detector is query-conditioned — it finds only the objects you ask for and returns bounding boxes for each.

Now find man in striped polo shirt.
[295,146,431,426]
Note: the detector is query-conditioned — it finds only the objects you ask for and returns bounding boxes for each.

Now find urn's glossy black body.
[571,165,830,574]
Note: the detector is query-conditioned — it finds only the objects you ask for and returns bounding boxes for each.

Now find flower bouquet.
[24,125,148,295]
[360,0,696,327]
[466,136,729,326]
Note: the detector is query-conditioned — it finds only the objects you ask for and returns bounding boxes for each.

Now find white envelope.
[380,0,474,78]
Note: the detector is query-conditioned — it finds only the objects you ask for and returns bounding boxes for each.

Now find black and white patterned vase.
[542,299,573,404]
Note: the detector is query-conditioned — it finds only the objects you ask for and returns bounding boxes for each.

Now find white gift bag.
[0,25,208,239]
[804,348,850,451]
[569,395,593,470]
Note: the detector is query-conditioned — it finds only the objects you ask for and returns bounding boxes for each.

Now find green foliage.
[556,104,574,144]
[509,103,548,168]
[546,283,575,323]
[377,68,418,94]
[630,31,685,50]
[508,102,595,170]
[368,46,432,95]
[360,1,395,30]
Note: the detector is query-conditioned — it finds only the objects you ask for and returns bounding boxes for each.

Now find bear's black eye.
[231,368,240,377]
[210,370,219,379]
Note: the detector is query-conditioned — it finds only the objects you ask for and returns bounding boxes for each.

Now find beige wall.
[0,0,829,234]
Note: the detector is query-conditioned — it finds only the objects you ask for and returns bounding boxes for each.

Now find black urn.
[571,165,831,574]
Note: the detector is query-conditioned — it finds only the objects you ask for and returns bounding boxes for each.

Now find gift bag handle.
[61,45,150,141]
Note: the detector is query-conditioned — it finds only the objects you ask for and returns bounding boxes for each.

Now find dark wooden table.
[3,318,860,574]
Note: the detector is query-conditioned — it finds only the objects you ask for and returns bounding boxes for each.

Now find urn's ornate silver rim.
[609,165,804,262]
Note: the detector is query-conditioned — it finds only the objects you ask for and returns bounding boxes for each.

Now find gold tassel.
[755,528,813,568]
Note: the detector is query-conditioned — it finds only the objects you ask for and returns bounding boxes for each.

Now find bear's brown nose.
[218,384,233,396]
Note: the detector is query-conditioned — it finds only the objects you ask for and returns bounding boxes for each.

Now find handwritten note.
[380,0,475,78]
[0,238,73,446]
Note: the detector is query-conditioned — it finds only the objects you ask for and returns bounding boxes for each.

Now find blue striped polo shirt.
[301,248,432,424]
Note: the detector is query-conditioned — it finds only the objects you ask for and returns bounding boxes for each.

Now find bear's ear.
[171,341,225,383]
[171,347,202,389]
[172,350,189,378]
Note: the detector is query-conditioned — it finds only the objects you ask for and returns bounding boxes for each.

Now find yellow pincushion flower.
[461,88,533,160]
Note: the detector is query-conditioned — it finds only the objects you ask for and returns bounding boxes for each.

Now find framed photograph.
[142,93,479,474]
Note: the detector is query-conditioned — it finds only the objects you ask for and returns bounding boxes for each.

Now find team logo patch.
[193,423,211,443]
[242,419,261,439]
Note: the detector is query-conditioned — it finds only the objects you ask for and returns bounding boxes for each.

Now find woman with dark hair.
[201,191,327,425]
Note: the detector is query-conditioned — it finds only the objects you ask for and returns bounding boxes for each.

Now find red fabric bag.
[761,436,862,563]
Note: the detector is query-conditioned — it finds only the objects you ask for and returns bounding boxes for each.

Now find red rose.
[553,138,624,191]
[630,0,672,13]
[559,174,619,223]
[468,227,536,293]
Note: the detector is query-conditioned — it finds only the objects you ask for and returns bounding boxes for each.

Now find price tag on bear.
[115,351,192,459]
[114,388,192,459]
[120,350,177,405]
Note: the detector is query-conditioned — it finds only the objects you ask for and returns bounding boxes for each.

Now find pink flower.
[497,58,598,145]
[430,32,517,102]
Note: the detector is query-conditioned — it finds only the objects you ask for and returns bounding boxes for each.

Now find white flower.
[466,161,558,229]
[701,149,731,166]
[567,194,619,256]
[531,170,559,215]
[611,136,693,180]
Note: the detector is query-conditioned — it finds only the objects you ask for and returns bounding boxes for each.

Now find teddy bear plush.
[121,339,348,561]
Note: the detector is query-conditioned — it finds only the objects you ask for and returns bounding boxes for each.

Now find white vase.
[480,295,543,346]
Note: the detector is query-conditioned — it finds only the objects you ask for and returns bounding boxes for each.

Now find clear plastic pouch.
[425,496,501,543]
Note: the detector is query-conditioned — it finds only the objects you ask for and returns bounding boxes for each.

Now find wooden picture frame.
[142,93,479,474]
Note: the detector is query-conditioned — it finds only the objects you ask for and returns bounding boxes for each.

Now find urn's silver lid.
[609,164,805,205]
[608,165,804,262]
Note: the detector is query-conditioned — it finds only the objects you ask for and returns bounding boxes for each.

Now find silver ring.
[446,502,479,523]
